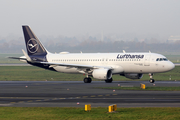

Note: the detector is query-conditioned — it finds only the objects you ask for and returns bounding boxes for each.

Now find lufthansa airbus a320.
[10,26,175,83]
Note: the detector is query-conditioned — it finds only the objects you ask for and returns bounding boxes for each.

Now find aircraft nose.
[167,62,175,71]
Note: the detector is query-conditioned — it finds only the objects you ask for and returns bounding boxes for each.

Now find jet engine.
[92,69,112,80]
[121,73,143,79]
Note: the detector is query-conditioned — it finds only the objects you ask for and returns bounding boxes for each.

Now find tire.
[149,79,155,83]
[88,78,92,83]
[84,78,88,83]
[84,77,92,83]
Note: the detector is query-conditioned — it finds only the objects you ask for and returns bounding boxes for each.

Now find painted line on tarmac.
[90,96,96,97]
[18,101,24,103]
[8,93,121,104]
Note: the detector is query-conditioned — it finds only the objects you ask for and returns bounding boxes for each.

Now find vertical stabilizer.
[22,25,47,56]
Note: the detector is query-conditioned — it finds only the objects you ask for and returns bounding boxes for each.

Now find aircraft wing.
[40,62,112,69]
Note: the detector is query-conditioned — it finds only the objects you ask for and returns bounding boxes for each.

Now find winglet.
[22,49,31,61]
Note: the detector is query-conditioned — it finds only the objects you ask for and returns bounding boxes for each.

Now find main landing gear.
[83,77,113,83]
[149,73,155,83]
[84,77,92,83]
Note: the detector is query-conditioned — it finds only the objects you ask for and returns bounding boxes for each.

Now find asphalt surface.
[0,81,180,107]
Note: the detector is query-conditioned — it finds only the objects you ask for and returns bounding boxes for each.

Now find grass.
[0,66,88,81]
[0,107,180,120]
[0,53,23,63]
[0,66,180,81]
[96,86,180,91]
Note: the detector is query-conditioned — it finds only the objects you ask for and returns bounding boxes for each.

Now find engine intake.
[92,69,112,80]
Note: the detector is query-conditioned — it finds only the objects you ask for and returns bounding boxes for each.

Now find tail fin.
[22,25,47,56]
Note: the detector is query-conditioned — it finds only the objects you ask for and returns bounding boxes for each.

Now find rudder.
[22,25,47,56]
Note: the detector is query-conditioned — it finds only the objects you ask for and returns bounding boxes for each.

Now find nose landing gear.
[149,73,155,83]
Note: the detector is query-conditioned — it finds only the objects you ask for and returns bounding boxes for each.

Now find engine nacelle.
[121,73,143,79]
[92,69,112,80]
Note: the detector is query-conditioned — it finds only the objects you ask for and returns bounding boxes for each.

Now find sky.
[0,0,180,39]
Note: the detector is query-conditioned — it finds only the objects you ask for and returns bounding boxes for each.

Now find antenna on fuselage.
[123,50,126,53]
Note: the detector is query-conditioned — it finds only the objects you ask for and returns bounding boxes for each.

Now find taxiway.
[0,81,180,107]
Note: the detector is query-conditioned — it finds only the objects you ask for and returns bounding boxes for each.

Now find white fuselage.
[16,25,175,83]
[45,52,174,74]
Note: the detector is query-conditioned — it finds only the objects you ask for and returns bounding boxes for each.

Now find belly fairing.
[53,66,79,73]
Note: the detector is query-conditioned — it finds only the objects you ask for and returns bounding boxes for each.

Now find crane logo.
[27,38,39,53]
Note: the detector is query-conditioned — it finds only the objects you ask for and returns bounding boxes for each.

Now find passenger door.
[144,55,151,66]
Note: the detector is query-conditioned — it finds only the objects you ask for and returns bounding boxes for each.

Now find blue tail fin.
[22,25,47,56]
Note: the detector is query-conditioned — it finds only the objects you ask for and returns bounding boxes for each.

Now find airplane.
[9,25,175,83]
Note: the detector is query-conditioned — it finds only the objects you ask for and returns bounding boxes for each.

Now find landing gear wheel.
[84,77,92,83]
[88,78,92,83]
[149,73,155,83]
[149,79,155,83]
[105,78,113,83]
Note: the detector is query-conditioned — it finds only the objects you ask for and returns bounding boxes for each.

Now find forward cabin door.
[144,55,151,66]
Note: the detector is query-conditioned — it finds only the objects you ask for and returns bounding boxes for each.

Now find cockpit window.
[156,58,168,61]
[163,58,168,61]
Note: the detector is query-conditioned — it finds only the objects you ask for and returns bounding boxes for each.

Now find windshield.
[156,58,168,61]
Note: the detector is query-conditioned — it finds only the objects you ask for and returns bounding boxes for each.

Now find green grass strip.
[0,66,180,81]
[0,107,180,120]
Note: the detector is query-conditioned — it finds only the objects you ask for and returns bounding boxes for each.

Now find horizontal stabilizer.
[8,57,27,60]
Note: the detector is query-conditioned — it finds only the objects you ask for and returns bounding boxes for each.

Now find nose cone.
[167,62,175,71]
